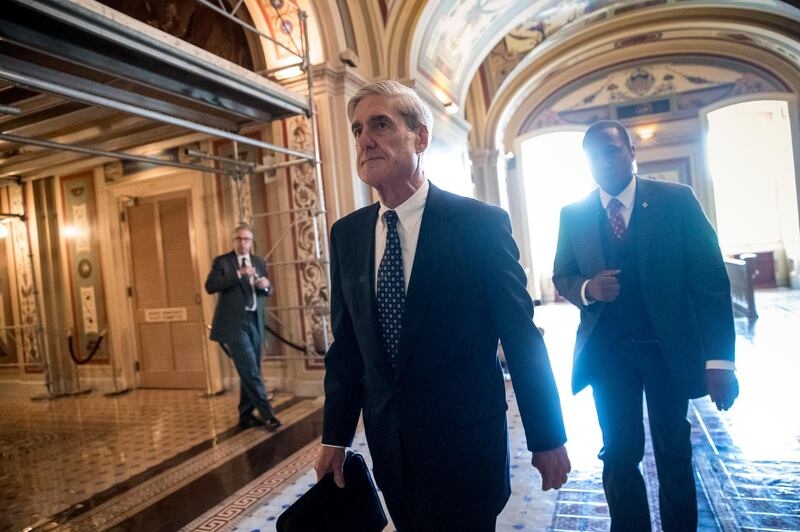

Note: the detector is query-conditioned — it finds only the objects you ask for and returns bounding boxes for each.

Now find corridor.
[0,289,798,531]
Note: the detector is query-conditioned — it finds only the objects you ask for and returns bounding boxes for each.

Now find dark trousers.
[385,497,496,532]
[589,341,696,532]
[379,423,504,532]
[225,312,275,422]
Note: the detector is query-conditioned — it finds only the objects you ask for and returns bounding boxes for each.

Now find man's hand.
[314,446,346,488]
[531,445,571,491]
[587,269,621,302]
[705,369,739,411]
[255,276,271,290]
[239,265,256,278]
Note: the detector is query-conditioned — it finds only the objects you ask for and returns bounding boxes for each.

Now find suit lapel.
[633,177,654,274]
[354,203,387,371]
[228,252,249,299]
[394,184,454,382]
[579,190,607,273]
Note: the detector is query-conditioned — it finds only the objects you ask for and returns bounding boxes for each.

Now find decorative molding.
[10,185,40,369]
[62,173,110,363]
[519,56,786,135]
[285,115,328,370]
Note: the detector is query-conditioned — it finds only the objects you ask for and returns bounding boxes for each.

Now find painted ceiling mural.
[246,0,323,73]
[416,0,551,102]
[519,58,786,134]
[100,0,255,68]
[478,0,673,109]
[98,0,322,74]
[471,0,797,110]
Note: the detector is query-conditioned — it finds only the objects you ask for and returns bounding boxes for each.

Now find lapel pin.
[642,201,648,208]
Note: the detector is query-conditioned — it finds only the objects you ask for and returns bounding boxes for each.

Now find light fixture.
[637,126,655,141]
[444,102,459,115]
[0,225,7,239]
[62,225,79,238]
[433,87,450,105]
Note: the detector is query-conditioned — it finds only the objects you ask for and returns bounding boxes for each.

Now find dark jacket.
[205,251,271,345]
[322,183,566,527]
[553,177,735,397]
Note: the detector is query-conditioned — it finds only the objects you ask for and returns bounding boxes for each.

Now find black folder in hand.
[276,450,388,532]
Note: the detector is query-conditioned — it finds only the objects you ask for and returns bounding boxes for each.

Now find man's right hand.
[587,269,622,302]
[314,446,346,488]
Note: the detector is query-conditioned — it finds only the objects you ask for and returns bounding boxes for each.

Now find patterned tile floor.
[192,288,800,532]
[0,380,295,531]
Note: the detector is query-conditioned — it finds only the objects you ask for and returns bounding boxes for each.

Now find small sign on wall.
[144,307,188,322]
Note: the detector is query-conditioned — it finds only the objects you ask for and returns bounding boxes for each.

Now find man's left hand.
[705,368,739,411]
[255,277,271,290]
[531,445,571,491]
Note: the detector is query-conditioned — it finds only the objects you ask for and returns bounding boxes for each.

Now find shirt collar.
[599,175,636,210]
[379,179,429,233]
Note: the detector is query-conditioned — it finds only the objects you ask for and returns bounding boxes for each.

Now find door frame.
[102,168,223,392]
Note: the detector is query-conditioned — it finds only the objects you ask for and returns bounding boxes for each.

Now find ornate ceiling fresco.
[413,0,797,109]
[518,58,787,133]
[414,0,548,103]
[98,0,323,74]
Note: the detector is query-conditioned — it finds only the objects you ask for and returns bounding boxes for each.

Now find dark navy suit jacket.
[322,183,566,525]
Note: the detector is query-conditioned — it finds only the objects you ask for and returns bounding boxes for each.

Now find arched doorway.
[703,96,800,288]
[518,128,594,302]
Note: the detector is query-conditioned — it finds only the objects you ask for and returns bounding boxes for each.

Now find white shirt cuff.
[705,360,736,371]
[581,279,595,306]
[321,443,346,449]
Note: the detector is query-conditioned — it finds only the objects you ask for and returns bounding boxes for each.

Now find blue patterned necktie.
[377,210,405,369]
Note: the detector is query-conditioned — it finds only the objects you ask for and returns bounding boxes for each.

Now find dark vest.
[591,204,657,346]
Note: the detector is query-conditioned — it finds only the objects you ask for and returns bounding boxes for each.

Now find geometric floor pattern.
[190,288,800,532]
[0,382,294,530]
[2,288,798,531]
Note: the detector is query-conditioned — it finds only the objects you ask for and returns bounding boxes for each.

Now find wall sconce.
[444,102,459,115]
[62,225,79,238]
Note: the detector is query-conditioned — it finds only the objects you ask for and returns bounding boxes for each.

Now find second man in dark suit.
[206,224,281,431]
[553,120,739,531]
[314,80,571,531]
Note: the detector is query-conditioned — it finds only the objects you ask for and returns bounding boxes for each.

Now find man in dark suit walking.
[314,80,571,531]
[205,224,281,431]
[553,121,739,531]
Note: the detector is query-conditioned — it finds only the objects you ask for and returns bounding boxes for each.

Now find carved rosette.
[10,185,40,366]
[286,115,329,366]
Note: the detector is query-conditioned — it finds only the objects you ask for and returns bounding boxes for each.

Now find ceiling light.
[637,126,655,141]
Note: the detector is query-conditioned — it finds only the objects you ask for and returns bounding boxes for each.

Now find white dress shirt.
[580,177,734,370]
[236,253,257,312]
[374,179,429,294]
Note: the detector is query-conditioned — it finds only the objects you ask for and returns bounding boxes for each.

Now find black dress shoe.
[238,415,263,429]
[264,417,282,432]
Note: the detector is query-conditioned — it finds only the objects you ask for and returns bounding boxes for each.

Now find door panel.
[127,191,206,388]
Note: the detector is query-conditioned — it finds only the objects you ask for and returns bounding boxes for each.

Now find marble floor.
[190,288,800,532]
[0,380,323,531]
[1,288,798,531]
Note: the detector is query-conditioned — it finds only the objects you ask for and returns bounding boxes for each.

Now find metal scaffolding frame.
[0,0,332,396]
